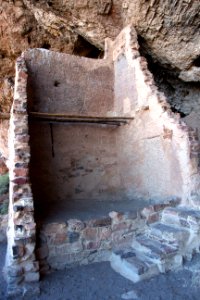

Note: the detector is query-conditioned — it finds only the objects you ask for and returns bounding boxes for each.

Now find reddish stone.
[12,177,28,185]
[153,203,166,212]
[112,222,130,231]
[15,135,29,143]
[43,222,67,235]
[82,227,99,240]
[0,158,8,175]
[87,217,111,227]
[147,212,159,224]
[99,227,112,240]
[84,241,101,250]
[14,168,29,177]
[18,70,28,80]
[53,233,68,245]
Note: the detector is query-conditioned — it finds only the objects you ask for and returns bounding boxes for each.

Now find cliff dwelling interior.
[2,25,200,297]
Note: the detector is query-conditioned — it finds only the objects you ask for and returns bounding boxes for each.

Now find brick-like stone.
[84,241,101,250]
[24,272,40,283]
[87,217,111,227]
[82,227,99,240]
[112,221,131,231]
[67,219,85,232]
[99,227,112,240]
[109,211,124,222]
[22,261,39,273]
[43,222,67,235]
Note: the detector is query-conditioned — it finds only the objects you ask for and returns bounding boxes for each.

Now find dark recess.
[41,42,51,50]
[193,56,200,67]
[137,35,191,118]
[73,35,104,59]
[54,80,60,87]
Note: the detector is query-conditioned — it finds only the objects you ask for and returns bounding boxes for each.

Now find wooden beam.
[29,112,134,125]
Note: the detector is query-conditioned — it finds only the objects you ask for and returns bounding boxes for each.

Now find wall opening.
[73,35,104,58]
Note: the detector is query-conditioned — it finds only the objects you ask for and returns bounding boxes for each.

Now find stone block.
[82,227,99,240]
[8,266,24,277]
[55,241,83,255]
[87,217,111,227]
[109,211,124,222]
[24,271,40,282]
[68,231,80,243]
[7,274,24,285]
[84,241,101,250]
[99,227,112,240]
[53,233,68,244]
[67,219,85,232]
[22,261,39,273]
[112,221,131,231]
[147,212,159,224]
[43,222,67,235]
[12,244,24,259]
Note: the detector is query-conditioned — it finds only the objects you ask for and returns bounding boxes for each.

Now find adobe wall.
[24,49,130,212]
[25,50,114,116]
[29,123,122,206]
[22,26,200,212]
[111,27,200,203]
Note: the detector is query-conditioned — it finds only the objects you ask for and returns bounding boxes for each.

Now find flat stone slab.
[148,222,190,244]
[110,249,159,283]
[131,236,178,260]
[162,207,200,228]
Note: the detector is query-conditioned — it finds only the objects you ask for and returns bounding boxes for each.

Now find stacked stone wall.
[5,57,39,296]
[37,199,179,271]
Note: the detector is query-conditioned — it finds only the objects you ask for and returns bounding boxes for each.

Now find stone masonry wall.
[5,57,39,297]
[37,199,179,271]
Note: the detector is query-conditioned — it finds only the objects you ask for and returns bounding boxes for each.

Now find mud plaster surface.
[1,242,200,300]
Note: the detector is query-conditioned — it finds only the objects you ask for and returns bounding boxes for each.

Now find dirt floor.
[1,242,200,300]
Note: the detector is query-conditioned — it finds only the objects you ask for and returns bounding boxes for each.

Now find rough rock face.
[0,0,200,158]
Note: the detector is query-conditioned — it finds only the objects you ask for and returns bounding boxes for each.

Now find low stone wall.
[37,199,180,271]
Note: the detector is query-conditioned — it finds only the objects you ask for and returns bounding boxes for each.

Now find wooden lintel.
[28,112,134,125]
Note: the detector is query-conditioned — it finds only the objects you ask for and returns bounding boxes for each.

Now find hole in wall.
[41,42,51,50]
[47,1,53,6]
[0,51,6,59]
[193,56,200,67]
[73,35,104,59]
[27,36,31,44]
[170,106,188,118]
[54,80,60,87]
